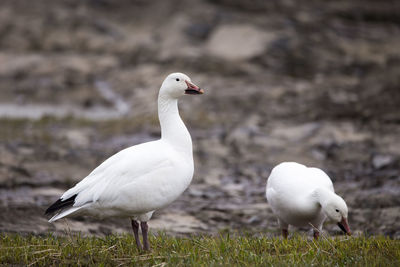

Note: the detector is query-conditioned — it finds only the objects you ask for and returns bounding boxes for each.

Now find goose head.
[160,73,204,98]
[321,193,351,235]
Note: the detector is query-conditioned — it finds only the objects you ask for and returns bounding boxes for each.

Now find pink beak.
[185,80,204,95]
[337,217,351,236]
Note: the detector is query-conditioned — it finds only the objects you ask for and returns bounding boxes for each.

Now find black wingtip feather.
[45,194,77,215]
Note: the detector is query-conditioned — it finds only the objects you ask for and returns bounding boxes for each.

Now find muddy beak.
[185,80,204,95]
[337,218,351,236]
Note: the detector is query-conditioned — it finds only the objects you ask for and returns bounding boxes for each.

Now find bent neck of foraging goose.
[312,187,336,207]
[312,186,349,231]
[158,92,193,158]
[312,187,348,218]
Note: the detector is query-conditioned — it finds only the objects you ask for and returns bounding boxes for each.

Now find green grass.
[1,233,399,266]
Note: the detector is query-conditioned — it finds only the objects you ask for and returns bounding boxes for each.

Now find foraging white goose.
[45,73,204,250]
[266,162,351,239]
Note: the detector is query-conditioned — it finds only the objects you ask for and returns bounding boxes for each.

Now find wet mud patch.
[0,0,399,239]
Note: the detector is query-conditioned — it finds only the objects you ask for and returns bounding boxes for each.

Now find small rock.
[150,212,208,234]
[372,154,394,169]
[270,122,320,143]
[207,24,275,61]
[64,130,90,147]
[185,23,213,40]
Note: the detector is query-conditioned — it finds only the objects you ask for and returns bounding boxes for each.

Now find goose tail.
[45,194,84,222]
[48,206,83,222]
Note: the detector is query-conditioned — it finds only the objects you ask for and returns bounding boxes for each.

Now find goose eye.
[335,209,339,212]
[176,78,180,82]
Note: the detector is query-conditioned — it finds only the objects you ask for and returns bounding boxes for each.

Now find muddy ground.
[0,0,399,239]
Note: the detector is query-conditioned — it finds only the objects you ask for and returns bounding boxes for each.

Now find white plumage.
[266,162,351,239]
[46,72,204,250]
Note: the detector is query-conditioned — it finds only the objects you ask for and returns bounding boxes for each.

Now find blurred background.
[0,0,399,238]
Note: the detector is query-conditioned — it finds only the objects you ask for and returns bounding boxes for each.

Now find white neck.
[312,187,335,207]
[158,92,193,158]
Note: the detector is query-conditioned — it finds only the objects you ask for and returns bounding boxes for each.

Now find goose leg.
[131,219,142,250]
[141,221,150,251]
[279,219,289,239]
[313,230,320,240]
[282,229,289,239]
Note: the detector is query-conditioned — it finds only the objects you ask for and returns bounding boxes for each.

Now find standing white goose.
[45,73,204,251]
[266,162,351,239]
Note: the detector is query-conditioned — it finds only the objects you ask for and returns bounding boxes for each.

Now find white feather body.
[49,73,197,223]
[266,162,334,229]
